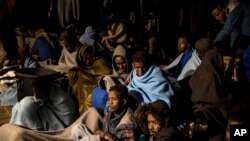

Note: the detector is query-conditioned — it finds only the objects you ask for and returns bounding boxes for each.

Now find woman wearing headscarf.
[68,44,111,115]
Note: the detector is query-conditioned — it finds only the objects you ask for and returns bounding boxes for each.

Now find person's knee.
[18,96,37,113]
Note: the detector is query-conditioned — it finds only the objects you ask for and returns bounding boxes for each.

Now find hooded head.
[76,44,95,68]
[112,45,130,79]
[195,37,213,59]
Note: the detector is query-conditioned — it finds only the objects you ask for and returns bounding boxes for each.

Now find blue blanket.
[127,65,174,107]
[10,84,77,131]
[31,37,53,61]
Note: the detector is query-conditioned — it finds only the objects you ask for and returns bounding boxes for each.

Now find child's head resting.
[108,84,128,115]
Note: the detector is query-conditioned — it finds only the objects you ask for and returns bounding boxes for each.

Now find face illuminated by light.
[211,6,226,23]
[132,62,148,77]
[108,91,123,113]
[177,37,189,53]
[147,113,161,136]
[114,56,127,74]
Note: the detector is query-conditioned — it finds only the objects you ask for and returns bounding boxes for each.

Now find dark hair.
[209,0,225,13]
[132,50,149,65]
[179,34,188,40]
[32,78,52,99]
[134,104,151,133]
[148,100,170,127]
[134,100,170,134]
[147,107,166,128]
[179,33,191,42]
[109,84,128,100]
[33,78,52,91]
[178,33,195,47]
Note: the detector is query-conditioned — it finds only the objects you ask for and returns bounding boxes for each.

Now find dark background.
[0,0,227,59]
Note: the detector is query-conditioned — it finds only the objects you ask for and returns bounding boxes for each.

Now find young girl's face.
[147,113,161,136]
[108,91,123,113]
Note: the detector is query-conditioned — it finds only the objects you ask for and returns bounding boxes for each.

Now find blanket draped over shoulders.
[127,65,174,107]
[68,45,111,115]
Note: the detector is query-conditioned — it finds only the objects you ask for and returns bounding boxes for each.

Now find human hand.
[160,65,167,69]
[94,130,106,138]
[227,0,239,12]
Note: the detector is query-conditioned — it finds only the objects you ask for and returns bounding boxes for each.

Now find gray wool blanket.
[0,107,102,141]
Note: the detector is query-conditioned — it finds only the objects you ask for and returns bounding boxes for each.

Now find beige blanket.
[0,108,102,141]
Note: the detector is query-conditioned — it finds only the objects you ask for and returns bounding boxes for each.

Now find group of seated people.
[1,32,249,141]
[1,1,250,139]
